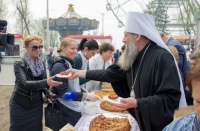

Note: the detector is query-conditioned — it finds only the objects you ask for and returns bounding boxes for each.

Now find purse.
[44,101,65,131]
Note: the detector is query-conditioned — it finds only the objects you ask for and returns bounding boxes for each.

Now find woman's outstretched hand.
[47,76,62,87]
[65,69,87,80]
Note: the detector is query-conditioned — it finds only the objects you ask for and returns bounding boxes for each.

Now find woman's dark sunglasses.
[29,45,43,51]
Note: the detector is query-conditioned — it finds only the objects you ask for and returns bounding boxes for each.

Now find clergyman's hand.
[47,76,62,87]
[65,69,86,80]
[110,97,137,109]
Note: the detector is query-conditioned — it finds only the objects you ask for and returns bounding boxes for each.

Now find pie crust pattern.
[100,101,126,112]
[94,90,116,98]
[89,115,131,131]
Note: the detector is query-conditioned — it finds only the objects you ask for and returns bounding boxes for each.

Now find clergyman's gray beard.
[117,42,138,71]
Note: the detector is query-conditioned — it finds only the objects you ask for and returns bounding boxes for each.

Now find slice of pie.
[94,90,116,98]
[100,101,126,112]
[108,94,118,100]
[60,71,68,75]
[89,115,131,131]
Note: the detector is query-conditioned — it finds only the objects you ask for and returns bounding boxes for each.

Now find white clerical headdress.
[125,12,187,108]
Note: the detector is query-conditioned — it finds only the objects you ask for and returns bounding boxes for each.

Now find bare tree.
[31,17,59,49]
[177,0,200,36]
[13,0,31,35]
[31,18,47,38]
[0,0,7,19]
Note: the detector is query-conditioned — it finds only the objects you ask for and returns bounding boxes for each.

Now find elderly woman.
[9,35,62,131]
[86,42,115,92]
[163,58,200,131]
[189,50,200,69]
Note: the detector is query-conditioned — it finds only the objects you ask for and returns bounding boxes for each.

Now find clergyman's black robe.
[86,42,181,131]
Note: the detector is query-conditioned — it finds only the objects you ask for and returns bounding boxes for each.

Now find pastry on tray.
[89,115,131,131]
[94,90,116,98]
[108,94,118,100]
[60,71,69,75]
[100,101,126,112]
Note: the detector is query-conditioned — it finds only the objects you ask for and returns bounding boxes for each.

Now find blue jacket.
[51,56,83,100]
[163,112,197,131]
[113,52,120,63]
[166,37,188,80]
[46,53,54,71]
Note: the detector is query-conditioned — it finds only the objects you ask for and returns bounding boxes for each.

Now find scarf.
[24,53,44,77]
[193,115,200,131]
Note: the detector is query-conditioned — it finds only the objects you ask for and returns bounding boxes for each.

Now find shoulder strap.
[51,58,69,70]
[50,58,68,77]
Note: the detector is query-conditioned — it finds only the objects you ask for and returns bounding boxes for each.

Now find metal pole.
[102,13,105,36]
[196,13,200,50]
[188,31,192,51]
[97,11,106,36]
[46,0,50,53]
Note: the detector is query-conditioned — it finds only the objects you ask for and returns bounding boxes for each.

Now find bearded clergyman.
[66,12,187,131]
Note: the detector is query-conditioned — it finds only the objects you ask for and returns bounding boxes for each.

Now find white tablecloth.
[74,113,140,131]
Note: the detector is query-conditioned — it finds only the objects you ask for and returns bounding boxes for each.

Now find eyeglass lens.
[31,45,43,51]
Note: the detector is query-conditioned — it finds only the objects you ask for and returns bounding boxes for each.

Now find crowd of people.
[8,11,200,131]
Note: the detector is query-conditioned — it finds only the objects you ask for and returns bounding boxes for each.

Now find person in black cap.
[121,44,126,55]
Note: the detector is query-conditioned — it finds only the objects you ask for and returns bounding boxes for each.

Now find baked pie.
[94,90,116,98]
[102,83,113,89]
[89,115,131,131]
[100,101,126,112]
[108,94,118,100]
[60,71,68,75]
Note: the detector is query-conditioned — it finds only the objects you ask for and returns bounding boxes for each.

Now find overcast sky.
[7,0,145,49]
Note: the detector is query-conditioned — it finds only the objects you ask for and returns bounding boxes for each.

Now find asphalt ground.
[0,63,50,86]
[0,64,15,86]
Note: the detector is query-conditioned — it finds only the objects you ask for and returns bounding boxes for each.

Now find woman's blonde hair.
[168,46,179,62]
[22,35,43,47]
[57,38,76,53]
[186,59,200,90]
[189,50,200,60]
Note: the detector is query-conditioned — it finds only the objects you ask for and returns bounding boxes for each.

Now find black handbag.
[44,101,65,131]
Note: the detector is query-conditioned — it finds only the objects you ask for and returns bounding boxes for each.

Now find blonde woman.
[9,35,62,131]
[51,38,99,126]
[168,46,179,62]
[189,50,200,69]
[168,46,193,105]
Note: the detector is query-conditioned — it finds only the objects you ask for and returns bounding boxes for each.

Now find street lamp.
[46,0,50,52]
[196,12,200,50]
[97,12,107,36]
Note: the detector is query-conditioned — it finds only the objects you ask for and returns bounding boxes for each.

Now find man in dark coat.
[160,33,192,105]
[113,49,120,63]
[121,44,126,54]
[66,12,187,131]
[46,47,54,72]
[160,33,188,81]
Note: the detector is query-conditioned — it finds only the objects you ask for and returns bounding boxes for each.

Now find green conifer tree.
[144,0,170,34]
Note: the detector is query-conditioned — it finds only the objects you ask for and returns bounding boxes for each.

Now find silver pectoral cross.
[130,89,135,98]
